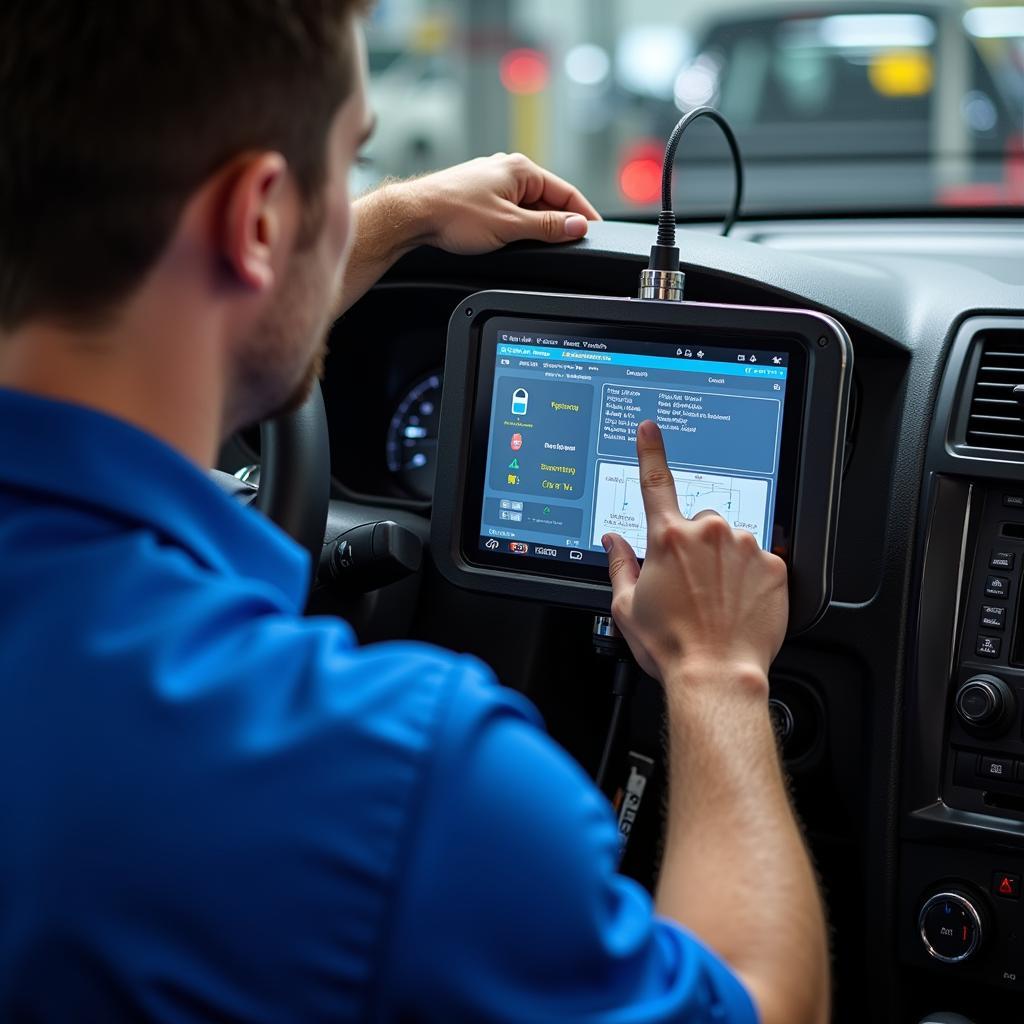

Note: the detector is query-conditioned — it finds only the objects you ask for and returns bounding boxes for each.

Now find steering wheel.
[214,381,424,611]
[214,385,331,573]
[254,385,331,569]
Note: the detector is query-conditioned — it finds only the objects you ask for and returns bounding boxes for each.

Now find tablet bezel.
[432,290,852,634]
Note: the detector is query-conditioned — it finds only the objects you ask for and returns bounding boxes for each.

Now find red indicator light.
[1000,877,1015,895]
[500,49,549,95]
[618,141,664,205]
[619,158,661,205]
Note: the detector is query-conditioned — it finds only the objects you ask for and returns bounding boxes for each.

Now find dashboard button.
[986,576,1011,598]
[993,872,1021,899]
[955,675,1015,733]
[991,551,1016,571]
[919,892,984,964]
[981,605,1007,630]
[979,756,1015,781]
[1005,495,1024,509]
[977,636,1002,658]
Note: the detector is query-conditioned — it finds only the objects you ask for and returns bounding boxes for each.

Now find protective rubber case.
[431,290,852,634]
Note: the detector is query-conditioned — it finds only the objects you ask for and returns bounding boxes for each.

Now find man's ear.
[220,152,292,292]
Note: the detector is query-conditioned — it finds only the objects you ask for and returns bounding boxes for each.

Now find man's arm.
[602,421,830,1024]
[334,153,600,315]
[382,662,760,1023]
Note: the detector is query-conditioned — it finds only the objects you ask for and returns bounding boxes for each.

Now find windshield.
[361,1,1024,218]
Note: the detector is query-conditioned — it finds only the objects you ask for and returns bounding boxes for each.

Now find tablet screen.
[464,316,804,581]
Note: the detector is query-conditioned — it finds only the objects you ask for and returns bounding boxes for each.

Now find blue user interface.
[478,322,789,569]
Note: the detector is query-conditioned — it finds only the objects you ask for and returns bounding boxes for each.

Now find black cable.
[595,658,635,790]
[647,106,745,275]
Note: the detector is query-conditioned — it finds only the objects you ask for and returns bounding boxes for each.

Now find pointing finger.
[635,420,681,523]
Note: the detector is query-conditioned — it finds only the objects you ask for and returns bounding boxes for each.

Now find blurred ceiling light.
[818,14,936,49]
[674,53,721,111]
[500,48,549,95]
[616,25,692,99]
[963,6,1024,39]
[565,44,610,87]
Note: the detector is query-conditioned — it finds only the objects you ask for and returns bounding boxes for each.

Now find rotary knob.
[919,891,985,964]
[955,675,1015,733]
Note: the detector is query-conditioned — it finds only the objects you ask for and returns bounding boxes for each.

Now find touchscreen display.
[474,318,792,572]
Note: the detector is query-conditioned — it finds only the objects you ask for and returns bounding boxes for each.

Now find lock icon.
[511,388,529,416]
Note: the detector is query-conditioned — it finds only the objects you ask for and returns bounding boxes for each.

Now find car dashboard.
[305,216,1024,1023]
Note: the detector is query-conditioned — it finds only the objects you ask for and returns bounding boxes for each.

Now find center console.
[903,317,1024,1005]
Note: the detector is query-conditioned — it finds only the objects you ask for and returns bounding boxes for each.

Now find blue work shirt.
[0,388,757,1023]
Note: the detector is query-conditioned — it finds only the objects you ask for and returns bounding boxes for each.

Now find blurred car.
[618,2,1023,213]
[361,47,467,184]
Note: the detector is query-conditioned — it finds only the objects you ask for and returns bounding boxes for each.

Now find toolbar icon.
[510,542,529,555]
[737,354,746,362]
[772,356,783,365]
[485,539,500,550]
[697,350,705,358]
[684,348,693,357]
[569,550,583,561]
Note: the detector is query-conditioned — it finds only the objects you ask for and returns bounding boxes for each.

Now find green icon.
[543,506,551,515]
[508,458,520,470]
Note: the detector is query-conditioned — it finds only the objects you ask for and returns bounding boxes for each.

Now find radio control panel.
[946,486,1024,818]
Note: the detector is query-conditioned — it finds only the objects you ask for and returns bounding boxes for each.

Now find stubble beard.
[233,226,335,428]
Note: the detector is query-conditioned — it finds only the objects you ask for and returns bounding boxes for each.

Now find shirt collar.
[0,388,310,609]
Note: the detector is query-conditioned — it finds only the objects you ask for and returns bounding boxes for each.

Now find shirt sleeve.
[380,663,759,1024]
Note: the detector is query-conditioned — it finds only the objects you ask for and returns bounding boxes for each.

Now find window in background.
[359,1,1024,218]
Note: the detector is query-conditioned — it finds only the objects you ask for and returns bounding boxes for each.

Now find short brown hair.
[0,0,370,331]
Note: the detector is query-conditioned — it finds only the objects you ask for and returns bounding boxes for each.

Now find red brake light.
[500,49,549,95]
[619,142,663,205]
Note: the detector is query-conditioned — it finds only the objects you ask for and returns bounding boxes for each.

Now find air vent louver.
[966,332,1024,452]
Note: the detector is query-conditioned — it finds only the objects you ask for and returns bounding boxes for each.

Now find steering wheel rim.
[253,383,331,574]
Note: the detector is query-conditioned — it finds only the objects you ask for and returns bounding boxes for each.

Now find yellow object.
[510,92,546,163]
[869,49,934,98]
[411,15,449,54]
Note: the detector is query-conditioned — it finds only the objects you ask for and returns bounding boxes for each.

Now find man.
[0,3,829,1022]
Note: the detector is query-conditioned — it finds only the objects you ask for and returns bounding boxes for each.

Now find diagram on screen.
[591,461,770,556]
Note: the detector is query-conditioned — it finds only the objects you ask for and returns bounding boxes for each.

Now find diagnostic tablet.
[432,291,852,633]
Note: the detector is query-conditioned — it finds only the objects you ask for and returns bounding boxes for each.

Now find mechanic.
[0,4,828,1023]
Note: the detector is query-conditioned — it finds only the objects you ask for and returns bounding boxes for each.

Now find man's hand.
[336,154,600,314]
[602,419,788,689]
[406,153,601,253]
[605,423,830,1024]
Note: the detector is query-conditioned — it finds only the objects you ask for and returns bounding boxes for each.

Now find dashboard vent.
[966,332,1024,452]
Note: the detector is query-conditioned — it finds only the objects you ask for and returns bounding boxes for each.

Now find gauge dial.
[386,371,442,500]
